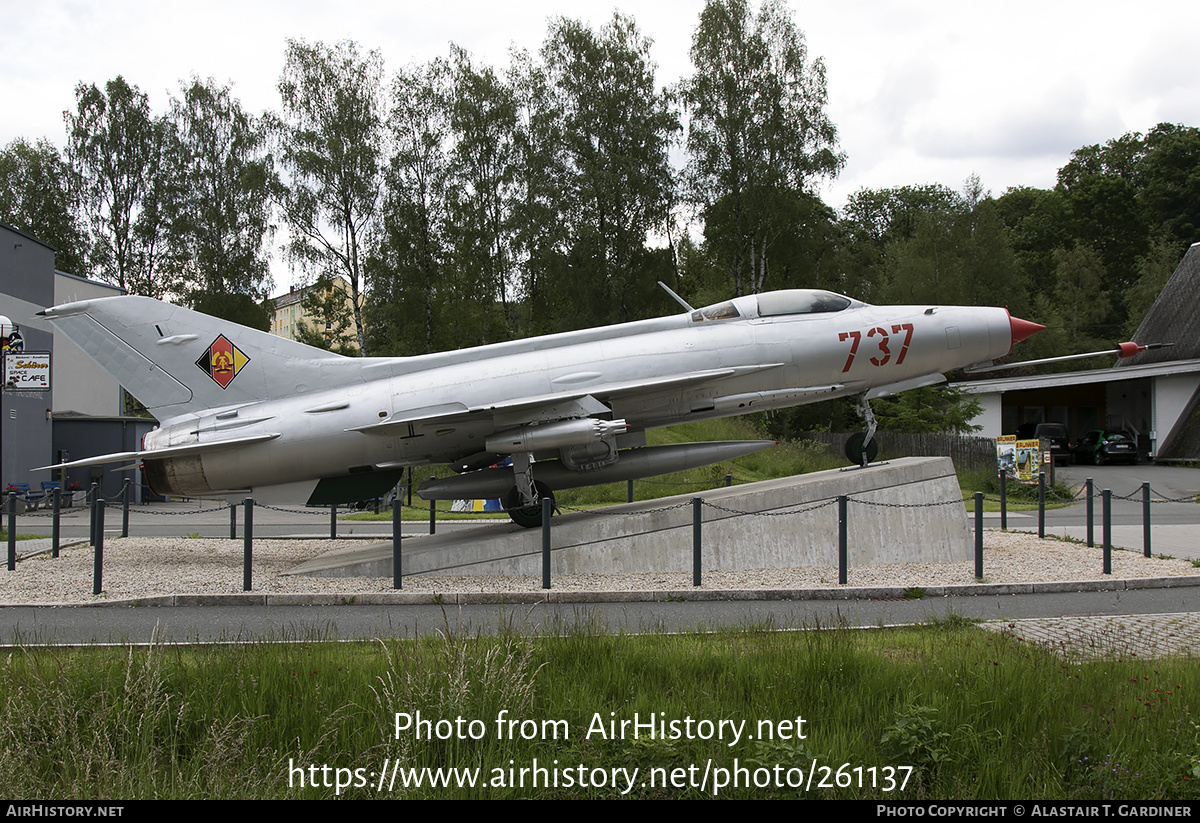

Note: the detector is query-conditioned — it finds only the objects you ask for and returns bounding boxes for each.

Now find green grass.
[2,624,1198,799]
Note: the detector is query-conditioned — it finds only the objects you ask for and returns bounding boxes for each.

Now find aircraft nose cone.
[1009,315,1045,348]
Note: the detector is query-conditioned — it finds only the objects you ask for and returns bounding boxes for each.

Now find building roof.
[953,358,1200,394]
[1120,241,1200,367]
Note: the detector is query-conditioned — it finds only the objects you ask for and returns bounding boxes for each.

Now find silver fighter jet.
[39,288,1043,526]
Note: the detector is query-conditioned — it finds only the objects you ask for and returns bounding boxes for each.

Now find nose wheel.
[845,395,880,467]
[844,431,880,466]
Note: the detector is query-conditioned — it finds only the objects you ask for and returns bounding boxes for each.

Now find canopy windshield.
[756,290,853,317]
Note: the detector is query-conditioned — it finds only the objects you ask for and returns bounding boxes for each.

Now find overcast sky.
[4,0,1199,291]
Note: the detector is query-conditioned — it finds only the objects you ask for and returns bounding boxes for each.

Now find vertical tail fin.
[42,295,355,420]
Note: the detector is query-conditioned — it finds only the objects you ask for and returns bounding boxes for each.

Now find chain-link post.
[429,480,436,535]
[51,486,61,558]
[243,498,254,591]
[230,502,237,540]
[1142,482,1151,558]
[330,505,337,540]
[1085,478,1094,547]
[724,473,732,488]
[1038,472,1046,539]
[89,482,98,547]
[974,492,984,580]
[92,500,104,595]
[121,477,131,538]
[541,497,552,590]
[6,493,15,571]
[999,469,1007,530]
[1102,489,1112,575]
[838,495,848,585]
[693,497,702,587]
[392,500,402,590]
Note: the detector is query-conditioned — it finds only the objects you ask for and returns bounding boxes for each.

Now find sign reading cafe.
[4,352,50,391]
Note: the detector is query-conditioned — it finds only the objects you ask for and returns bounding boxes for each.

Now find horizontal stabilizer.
[32,432,280,472]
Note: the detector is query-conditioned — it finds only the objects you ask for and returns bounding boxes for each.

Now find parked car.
[1071,429,1138,465]
[1016,422,1072,466]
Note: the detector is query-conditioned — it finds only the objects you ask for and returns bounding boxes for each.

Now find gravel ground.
[1,530,1197,605]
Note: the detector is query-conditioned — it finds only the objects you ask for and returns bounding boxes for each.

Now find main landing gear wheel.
[504,481,555,528]
[844,432,879,466]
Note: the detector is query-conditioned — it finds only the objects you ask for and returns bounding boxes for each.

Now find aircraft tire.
[844,432,880,466]
[504,481,555,528]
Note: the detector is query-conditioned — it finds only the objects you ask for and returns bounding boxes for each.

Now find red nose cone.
[1009,315,1045,348]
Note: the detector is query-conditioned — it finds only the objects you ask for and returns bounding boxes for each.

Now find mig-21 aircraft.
[39,286,1046,526]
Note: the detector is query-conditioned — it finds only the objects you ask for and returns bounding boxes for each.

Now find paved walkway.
[982,612,1200,660]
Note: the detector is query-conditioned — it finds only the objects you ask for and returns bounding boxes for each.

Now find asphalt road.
[3,586,1199,646]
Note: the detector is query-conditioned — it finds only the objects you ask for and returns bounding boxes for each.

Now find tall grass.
[1,623,1197,799]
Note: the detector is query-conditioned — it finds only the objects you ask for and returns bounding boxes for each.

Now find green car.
[1071,430,1138,465]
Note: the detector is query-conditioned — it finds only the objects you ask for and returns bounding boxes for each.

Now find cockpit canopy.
[756,290,856,316]
[690,289,863,323]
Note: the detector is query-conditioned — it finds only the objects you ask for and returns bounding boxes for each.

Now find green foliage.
[880,702,951,769]
[65,76,177,297]
[274,39,385,354]
[871,385,983,435]
[0,137,88,275]
[190,292,270,331]
[683,0,843,297]
[169,77,275,308]
[541,13,679,326]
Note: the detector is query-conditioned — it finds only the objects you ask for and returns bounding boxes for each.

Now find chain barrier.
[557,500,692,517]
[255,503,359,517]
[701,497,838,518]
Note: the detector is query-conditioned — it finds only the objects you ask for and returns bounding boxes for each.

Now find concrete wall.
[294,457,972,579]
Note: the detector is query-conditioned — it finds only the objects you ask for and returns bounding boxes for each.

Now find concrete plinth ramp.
[289,456,970,579]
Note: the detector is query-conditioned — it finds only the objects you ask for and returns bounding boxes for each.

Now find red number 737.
[838,324,914,372]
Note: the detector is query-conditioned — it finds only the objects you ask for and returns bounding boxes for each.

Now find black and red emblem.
[195,335,250,389]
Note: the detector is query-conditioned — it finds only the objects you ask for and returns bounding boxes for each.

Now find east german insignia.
[196,335,250,388]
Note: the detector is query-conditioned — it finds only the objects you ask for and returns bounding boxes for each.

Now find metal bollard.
[330,505,337,540]
[541,497,552,590]
[1102,489,1112,575]
[999,469,1007,531]
[627,479,633,504]
[51,487,61,558]
[121,477,131,538]
[974,492,984,579]
[6,493,15,571]
[1085,478,1094,547]
[1038,472,1045,539]
[392,500,402,590]
[693,497,702,587]
[1142,482,1151,559]
[230,503,237,540]
[89,482,98,547]
[838,495,848,585]
[243,498,254,591]
[92,500,105,594]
